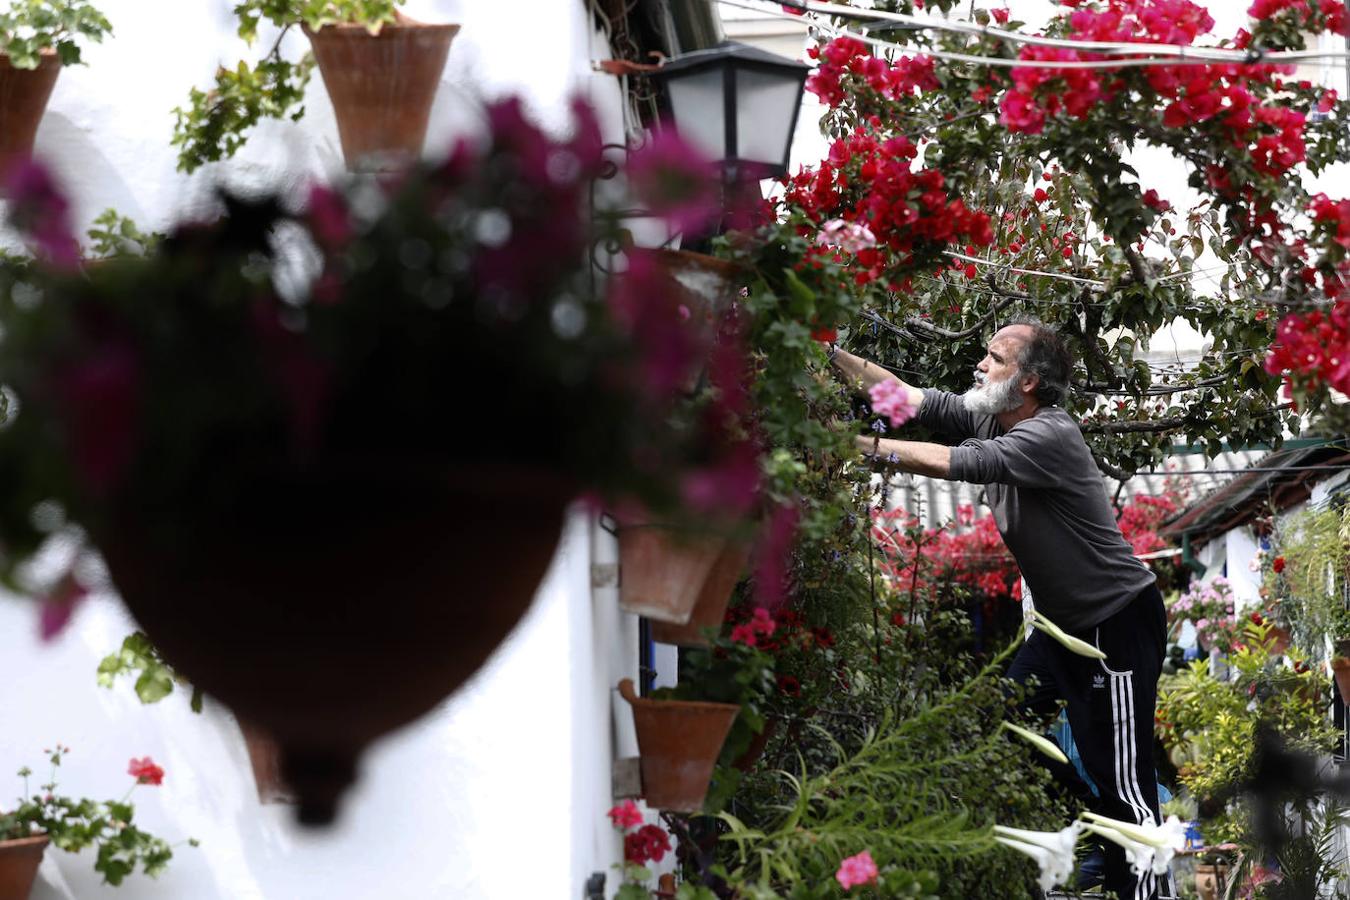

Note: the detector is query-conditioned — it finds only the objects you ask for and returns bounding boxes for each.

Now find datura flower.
[993,822,1083,892]
[1028,610,1107,659]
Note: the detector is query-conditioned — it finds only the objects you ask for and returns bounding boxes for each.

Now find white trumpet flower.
[1081,813,1187,876]
[1028,610,1108,659]
[995,825,1081,893]
[1000,721,1070,764]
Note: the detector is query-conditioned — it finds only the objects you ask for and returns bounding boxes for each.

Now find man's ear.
[1021,372,1040,398]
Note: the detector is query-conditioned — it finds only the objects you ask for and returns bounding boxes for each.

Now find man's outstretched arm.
[855,435,952,479]
[831,348,925,410]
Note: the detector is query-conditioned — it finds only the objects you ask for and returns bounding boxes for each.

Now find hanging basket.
[618,678,738,813]
[0,51,61,169]
[649,542,749,645]
[1332,657,1350,706]
[97,462,568,825]
[618,522,728,624]
[0,834,49,900]
[305,14,459,171]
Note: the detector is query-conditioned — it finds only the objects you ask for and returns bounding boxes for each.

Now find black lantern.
[653,41,810,181]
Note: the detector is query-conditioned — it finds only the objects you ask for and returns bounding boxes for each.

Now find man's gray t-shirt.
[918,388,1155,633]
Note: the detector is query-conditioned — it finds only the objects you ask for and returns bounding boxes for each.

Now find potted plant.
[171,0,457,172]
[619,611,775,812]
[0,101,755,824]
[647,541,750,645]
[0,0,111,167]
[0,746,194,897]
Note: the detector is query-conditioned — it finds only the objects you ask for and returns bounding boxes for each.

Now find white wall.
[1,2,648,897]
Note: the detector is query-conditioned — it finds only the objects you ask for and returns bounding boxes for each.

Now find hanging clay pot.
[304,13,459,171]
[619,678,738,813]
[0,834,49,900]
[1332,656,1350,705]
[649,542,749,645]
[238,719,295,805]
[0,51,61,170]
[618,521,727,624]
[1194,862,1230,900]
[97,463,567,825]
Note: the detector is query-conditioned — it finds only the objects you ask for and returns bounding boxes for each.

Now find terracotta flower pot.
[97,463,567,825]
[1194,863,1230,900]
[618,522,727,624]
[304,14,458,170]
[239,719,295,805]
[1332,657,1350,705]
[0,51,61,170]
[0,834,49,900]
[649,542,749,645]
[619,678,739,813]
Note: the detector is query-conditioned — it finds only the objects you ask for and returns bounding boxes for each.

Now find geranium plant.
[0,745,196,885]
[0,0,110,68]
[1167,577,1242,656]
[170,0,402,171]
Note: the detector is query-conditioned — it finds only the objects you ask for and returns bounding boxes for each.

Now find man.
[833,320,1166,900]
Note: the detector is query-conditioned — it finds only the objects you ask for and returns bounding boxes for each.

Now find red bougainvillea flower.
[1272,555,1286,573]
[38,572,89,643]
[0,158,81,269]
[626,129,722,235]
[836,850,880,890]
[128,757,165,786]
[624,823,672,865]
[606,799,643,830]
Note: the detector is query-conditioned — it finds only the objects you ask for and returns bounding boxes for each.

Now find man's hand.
[855,434,952,479]
[831,347,925,410]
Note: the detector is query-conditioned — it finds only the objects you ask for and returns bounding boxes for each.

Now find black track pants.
[1008,584,1168,900]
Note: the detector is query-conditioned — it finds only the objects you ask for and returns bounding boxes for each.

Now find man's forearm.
[856,436,952,478]
[832,348,924,409]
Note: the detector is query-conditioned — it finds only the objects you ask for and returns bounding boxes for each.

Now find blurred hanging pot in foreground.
[0,100,759,824]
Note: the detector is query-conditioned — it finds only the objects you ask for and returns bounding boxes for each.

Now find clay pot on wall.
[0,50,61,169]
[305,13,458,171]
[617,522,728,624]
[619,679,738,813]
[239,719,295,805]
[1194,862,1231,900]
[1332,656,1350,705]
[0,834,49,900]
[98,465,567,825]
[649,543,749,645]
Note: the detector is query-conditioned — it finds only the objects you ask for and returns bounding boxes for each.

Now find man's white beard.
[962,370,1023,415]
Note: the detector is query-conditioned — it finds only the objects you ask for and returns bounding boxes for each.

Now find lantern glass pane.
[733,67,802,171]
[665,70,727,161]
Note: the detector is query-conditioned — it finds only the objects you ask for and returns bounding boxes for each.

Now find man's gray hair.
[1007,316,1073,407]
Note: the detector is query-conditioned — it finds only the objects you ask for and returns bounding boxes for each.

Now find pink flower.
[816,218,878,253]
[127,757,164,786]
[305,183,353,249]
[1,158,81,269]
[607,799,643,830]
[992,6,1010,23]
[869,380,918,427]
[626,129,721,235]
[836,850,879,890]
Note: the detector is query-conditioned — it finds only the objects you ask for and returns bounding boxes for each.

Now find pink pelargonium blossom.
[816,218,878,253]
[869,380,918,427]
[606,799,643,830]
[835,850,879,890]
[626,129,722,235]
[127,756,164,786]
[1,158,81,269]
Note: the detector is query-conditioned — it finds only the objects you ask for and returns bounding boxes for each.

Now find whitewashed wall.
[0,1,651,897]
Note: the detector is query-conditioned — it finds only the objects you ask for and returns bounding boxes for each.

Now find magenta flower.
[626,129,722,235]
[836,850,879,890]
[53,338,143,496]
[869,380,918,427]
[1,158,81,269]
[38,573,89,643]
[306,183,353,249]
[754,503,800,611]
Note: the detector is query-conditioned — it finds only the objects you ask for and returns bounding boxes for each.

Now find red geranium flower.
[1271,555,1286,573]
[127,757,164,786]
[607,799,643,830]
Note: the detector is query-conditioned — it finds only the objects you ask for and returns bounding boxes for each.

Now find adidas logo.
[1092,673,1106,689]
